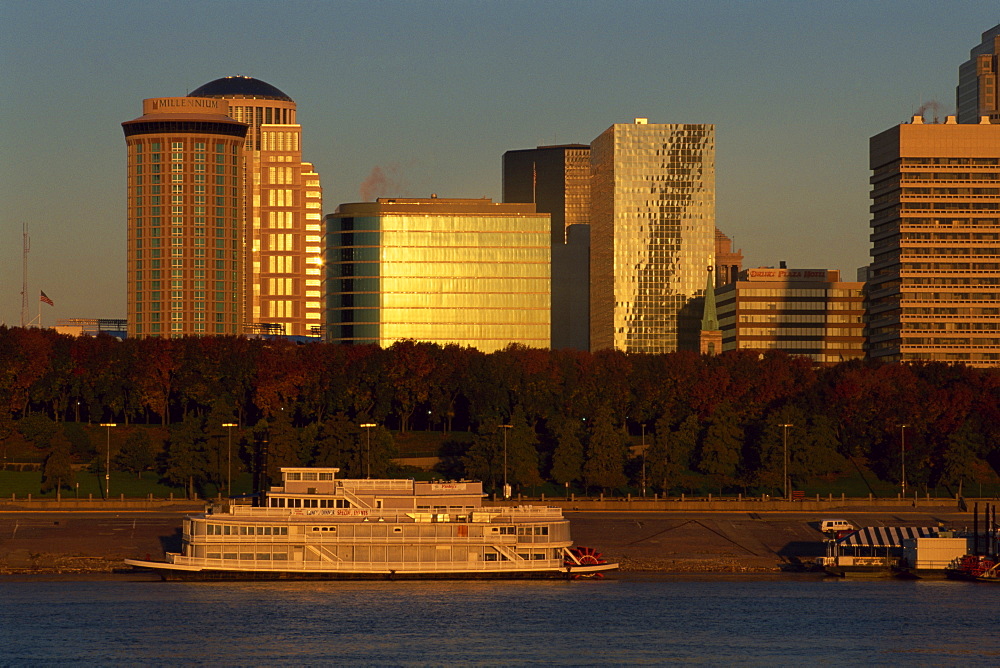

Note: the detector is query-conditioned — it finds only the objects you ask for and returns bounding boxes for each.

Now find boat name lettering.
[431,483,467,491]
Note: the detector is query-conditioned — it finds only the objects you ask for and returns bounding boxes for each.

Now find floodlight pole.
[222,423,238,497]
[360,424,376,478]
[779,423,793,502]
[499,424,513,499]
[100,423,116,500]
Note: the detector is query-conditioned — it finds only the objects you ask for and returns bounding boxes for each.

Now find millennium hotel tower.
[123,77,323,338]
[122,96,248,337]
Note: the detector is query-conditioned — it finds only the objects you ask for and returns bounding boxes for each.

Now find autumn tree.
[41,431,74,492]
[646,413,700,493]
[548,416,585,486]
[696,402,743,490]
[583,406,628,493]
[162,415,212,498]
[116,429,156,479]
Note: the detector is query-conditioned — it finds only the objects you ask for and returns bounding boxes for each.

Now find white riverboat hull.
[124,558,618,581]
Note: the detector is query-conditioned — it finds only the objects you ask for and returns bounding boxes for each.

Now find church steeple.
[699,266,722,355]
[701,266,719,332]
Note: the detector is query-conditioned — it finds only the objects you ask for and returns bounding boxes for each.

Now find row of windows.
[739,288,861,297]
[206,524,289,536]
[133,324,236,335]
[267,497,351,509]
[197,546,556,563]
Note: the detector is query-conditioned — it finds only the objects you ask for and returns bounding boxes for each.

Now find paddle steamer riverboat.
[126,467,617,580]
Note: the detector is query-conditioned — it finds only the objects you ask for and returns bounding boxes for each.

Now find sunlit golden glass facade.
[868,117,1000,366]
[122,97,248,338]
[326,198,551,352]
[590,119,715,353]
[188,76,324,337]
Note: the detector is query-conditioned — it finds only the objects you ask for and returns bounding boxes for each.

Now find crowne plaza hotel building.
[122,97,248,337]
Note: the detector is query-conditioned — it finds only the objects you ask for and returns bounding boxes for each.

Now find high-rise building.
[957,24,1000,124]
[187,76,324,337]
[122,97,248,337]
[716,268,865,363]
[589,119,715,353]
[502,144,591,350]
[325,197,550,352]
[868,116,1000,366]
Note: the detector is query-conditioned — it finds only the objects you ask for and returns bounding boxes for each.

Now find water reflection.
[3,575,999,665]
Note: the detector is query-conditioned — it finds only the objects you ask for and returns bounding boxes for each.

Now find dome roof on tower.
[188,76,293,102]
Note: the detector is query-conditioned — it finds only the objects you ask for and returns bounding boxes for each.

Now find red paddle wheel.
[565,546,608,578]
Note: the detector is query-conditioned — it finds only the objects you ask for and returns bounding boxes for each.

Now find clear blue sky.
[1,1,997,326]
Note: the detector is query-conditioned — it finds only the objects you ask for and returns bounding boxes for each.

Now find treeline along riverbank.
[2,325,1000,501]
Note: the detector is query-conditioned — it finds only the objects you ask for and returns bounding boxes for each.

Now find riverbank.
[0,507,973,576]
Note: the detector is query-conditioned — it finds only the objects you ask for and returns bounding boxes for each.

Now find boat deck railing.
[224,505,565,521]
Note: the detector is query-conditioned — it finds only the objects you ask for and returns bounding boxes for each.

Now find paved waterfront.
[0,505,979,574]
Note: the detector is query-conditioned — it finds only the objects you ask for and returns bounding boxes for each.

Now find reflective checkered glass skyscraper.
[590,120,715,353]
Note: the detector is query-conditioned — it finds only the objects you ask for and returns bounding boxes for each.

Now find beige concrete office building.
[187,77,324,337]
[122,97,248,337]
[716,268,865,363]
[589,119,715,353]
[868,116,1000,365]
[326,197,550,352]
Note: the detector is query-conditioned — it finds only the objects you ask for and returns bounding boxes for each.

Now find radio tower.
[21,222,30,328]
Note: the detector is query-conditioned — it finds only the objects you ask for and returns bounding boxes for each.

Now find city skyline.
[2,2,998,326]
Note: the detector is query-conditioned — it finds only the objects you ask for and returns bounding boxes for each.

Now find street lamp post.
[641,423,647,498]
[499,424,513,499]
[100,423,116,500]
[899,424,908,499]
[779,423,793,501]
[360,423,376,478]
[222,423,237,497]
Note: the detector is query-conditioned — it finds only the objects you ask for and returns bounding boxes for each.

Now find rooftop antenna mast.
[21,222,29,327]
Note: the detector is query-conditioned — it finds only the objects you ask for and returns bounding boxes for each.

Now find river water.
[2,574,998,665]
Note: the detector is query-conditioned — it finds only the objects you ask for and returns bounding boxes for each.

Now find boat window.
[499,526,515,535]
[393,527,402,534]
[286,472,301,481]
[223,525,231,536]
[272,552,287,561]
[207,552,221,560]
[256,553,270,561]
[302,472,318,481]
[319,472,333,481]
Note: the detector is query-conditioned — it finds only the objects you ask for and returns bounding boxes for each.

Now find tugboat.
[126,467,618,581]
[945,502,999,582]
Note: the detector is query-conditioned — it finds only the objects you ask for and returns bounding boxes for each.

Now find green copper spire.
[701,267,719,331]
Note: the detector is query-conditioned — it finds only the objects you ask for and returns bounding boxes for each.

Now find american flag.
[40,291,53,306]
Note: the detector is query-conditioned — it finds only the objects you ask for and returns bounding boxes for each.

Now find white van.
[820,519,853,534]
